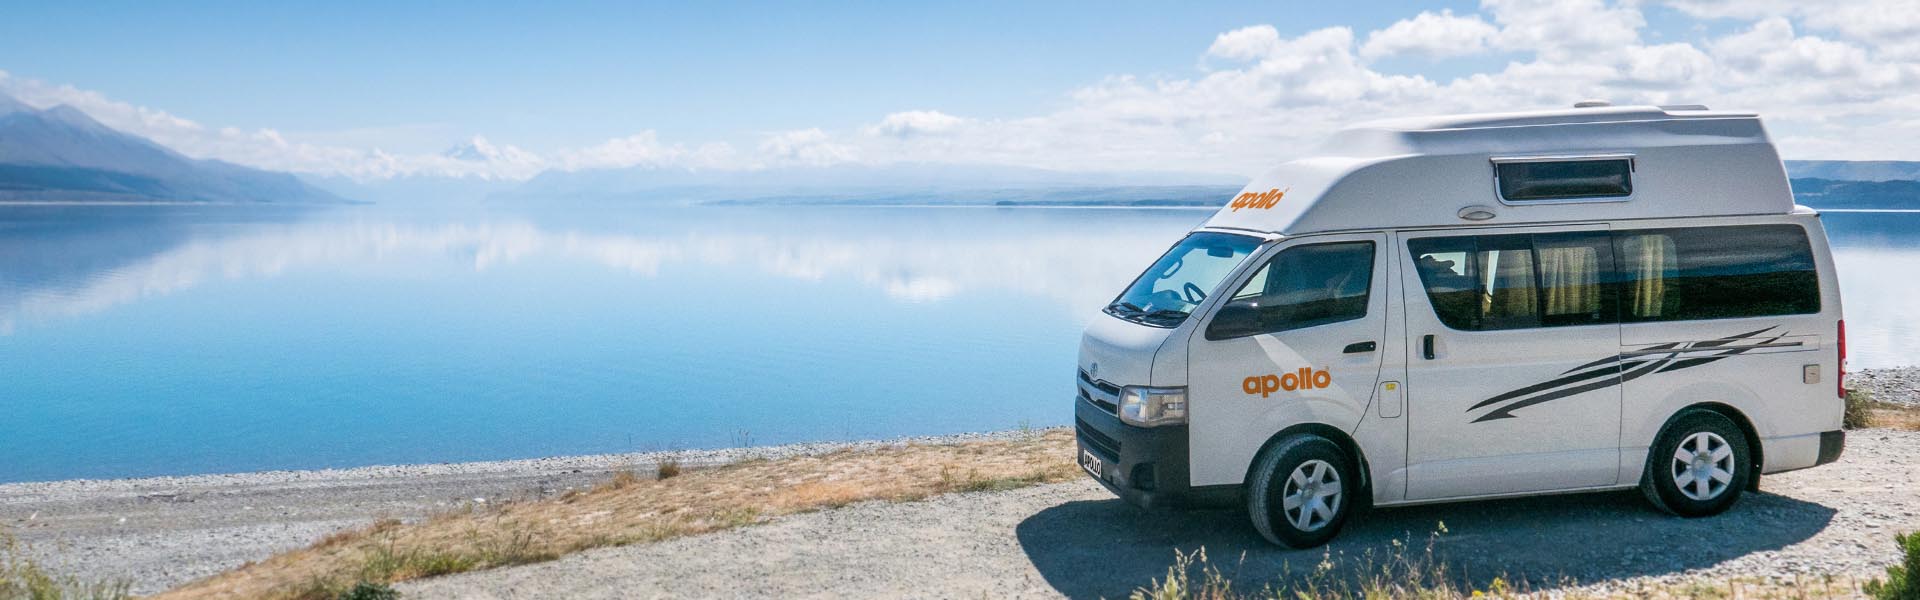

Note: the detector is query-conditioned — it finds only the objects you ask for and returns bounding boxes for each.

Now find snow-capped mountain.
[297,136,541,203]
[0,92,347,204]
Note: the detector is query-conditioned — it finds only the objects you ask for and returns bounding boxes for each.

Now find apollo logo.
[1228,187,1289,212]
[1242,367,1332,398]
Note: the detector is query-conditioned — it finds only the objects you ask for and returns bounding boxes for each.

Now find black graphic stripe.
[1655,335,1801,373]
[1561,341,1682,375]
[1468,364,1623,411]
[1467,327,1792,422]
[1472,358,1668,422]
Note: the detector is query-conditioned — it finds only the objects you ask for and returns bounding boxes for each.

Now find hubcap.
[1282,459,1343,532]
[1671,431,1735,501]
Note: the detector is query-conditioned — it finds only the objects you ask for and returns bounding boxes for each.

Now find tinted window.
[1615,225,1819,322]
[1496,159,1633,202]
[1206,242,1373,339]
[1408,232,1615,331]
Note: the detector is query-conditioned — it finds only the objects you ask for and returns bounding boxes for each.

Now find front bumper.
[1074,396,1237,509]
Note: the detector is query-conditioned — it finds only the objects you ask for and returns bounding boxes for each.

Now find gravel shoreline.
[6,369,1915,596]
[1852,366,1920,406]
[0,429,1046,595]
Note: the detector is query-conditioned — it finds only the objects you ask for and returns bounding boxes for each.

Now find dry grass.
[1869,404,1920,432]
[1131,535,1877,600]
[1845,387,1920,432]
[155,429,1075,600]
[1846,389,1878,430]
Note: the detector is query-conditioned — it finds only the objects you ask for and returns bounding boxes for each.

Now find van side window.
[1408,232,1615,331]
[1206,242,1373,339]
[1614,225,1819,322]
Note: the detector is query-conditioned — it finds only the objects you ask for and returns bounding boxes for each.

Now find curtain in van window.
[1485,247,1537,327]
[1620,234,1676,319]
[1538,243,1600,318]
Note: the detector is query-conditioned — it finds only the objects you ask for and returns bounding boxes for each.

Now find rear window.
[1495,158,1633,202]
[1406,225,1822,330]
[1616,225,1819,322]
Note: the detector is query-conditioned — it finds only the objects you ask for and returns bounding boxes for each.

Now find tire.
[1247,434,1355,548]
[1640,409,1751,517]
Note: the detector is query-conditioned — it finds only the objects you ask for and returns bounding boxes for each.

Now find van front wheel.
[1640,410,1750,517]
[1247,434,1353,548]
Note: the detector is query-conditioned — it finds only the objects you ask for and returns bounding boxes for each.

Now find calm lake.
[2,205,1915,482]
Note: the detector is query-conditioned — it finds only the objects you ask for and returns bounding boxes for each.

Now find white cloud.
[868,110,966,138]
[756,128,857,167]
[556,131,736,171]
[1485,0,1645,60]
[1662,0,1920,59]
[9,0,1920,180]
[1207,25,1285,62]
[839,0,1920,169]
[1360,10,1499,60]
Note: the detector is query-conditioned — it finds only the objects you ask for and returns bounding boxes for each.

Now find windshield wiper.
[1139,309,1190,323]
[1108,301,1146,315]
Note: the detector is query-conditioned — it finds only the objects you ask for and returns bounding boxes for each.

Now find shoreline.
[0,428,1057,595]
[5,364,1915,494]
[5,365,1915,493]
[5,365,1914,595]
[0,428,1047,500]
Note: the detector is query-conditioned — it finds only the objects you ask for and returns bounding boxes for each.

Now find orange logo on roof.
[1229,187,1288,212]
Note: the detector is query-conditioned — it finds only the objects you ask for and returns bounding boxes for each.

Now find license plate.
[1080,449,1105,479]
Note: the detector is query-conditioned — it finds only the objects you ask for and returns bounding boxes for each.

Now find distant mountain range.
[1785,160,1920,183]
[0,93,345,204]
[2,90,1916,209]
[496,162,1246,206]
[1781,161,1920,210]
[1787,178,1920,210]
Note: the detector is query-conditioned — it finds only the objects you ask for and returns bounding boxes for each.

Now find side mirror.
[1206,302,1263,340]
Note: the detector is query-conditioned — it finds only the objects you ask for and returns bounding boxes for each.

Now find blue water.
[0,205,1914,483]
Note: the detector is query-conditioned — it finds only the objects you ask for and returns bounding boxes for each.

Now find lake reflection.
[0,205,1207,482]
[0,206,1913,482]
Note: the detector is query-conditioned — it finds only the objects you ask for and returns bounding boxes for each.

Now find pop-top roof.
[1201,105,1795,236]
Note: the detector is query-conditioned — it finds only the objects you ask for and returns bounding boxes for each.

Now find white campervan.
[1075,104,1846,548]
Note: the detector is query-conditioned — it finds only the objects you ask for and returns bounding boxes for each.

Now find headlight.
[1118,386,1187,427]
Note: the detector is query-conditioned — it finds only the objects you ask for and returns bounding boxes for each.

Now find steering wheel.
[1182,282,1208,303]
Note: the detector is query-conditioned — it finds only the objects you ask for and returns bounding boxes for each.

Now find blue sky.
[2,1,1486,151]
[2,1,1916,178]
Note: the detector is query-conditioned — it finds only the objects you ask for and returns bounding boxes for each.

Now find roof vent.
[1573,100,1613,108]
[1658,104,1710,111]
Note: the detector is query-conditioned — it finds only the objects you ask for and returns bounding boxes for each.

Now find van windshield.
[1107,232,1263,327]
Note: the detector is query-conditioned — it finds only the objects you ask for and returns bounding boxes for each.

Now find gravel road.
[401,429,1920,599]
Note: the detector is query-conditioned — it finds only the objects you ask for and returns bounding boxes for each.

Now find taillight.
[1837,319,1847,399]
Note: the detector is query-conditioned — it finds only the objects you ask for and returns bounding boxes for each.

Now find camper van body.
[1075,105,1846,547]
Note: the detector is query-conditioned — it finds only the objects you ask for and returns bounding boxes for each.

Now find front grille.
[1079,388,1117,413]
[1078,369,1121,395]
[1078,369,1120,414]
[1076,417,1121,458]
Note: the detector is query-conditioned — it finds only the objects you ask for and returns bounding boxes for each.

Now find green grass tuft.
[1865,531,1920,600]
[1846,387,1878,430]
[334,581,399,600]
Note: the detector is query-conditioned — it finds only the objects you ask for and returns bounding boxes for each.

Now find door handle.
[1343,341,1377,354]
[1422,334,1436,360]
